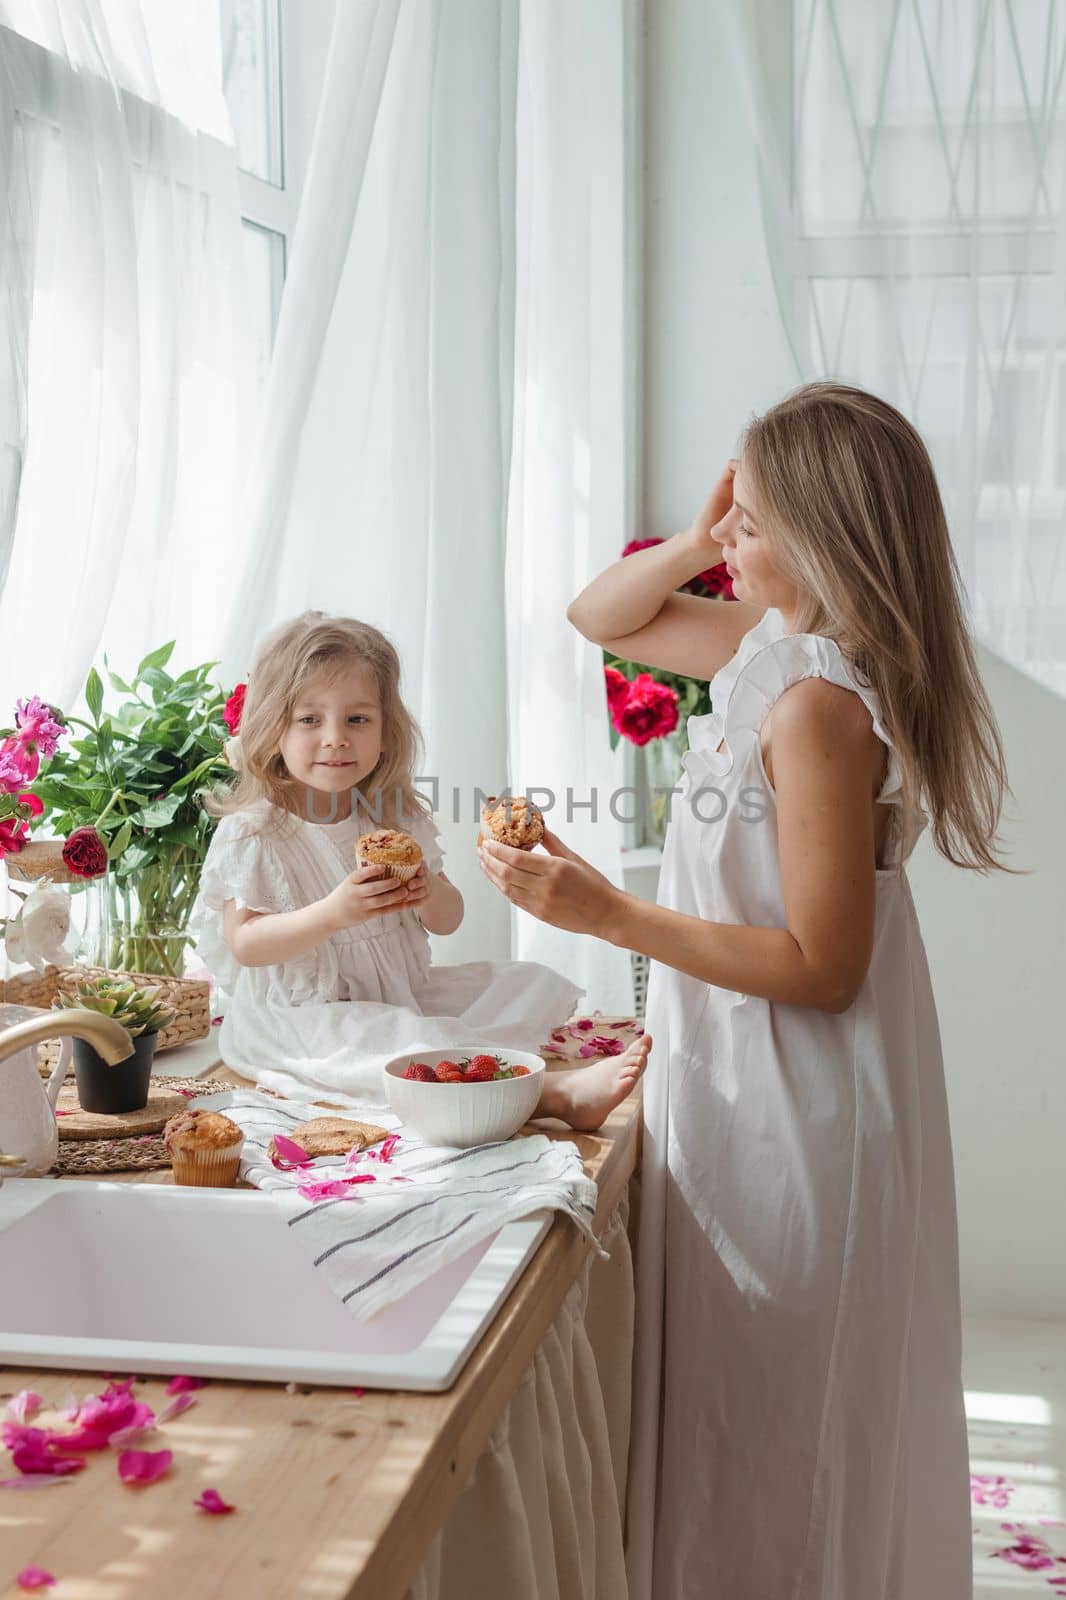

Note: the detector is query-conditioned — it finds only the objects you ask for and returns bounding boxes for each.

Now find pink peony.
[692,561,736,600]
[610,673,679,747]
[15,697,65,757]
[0,817,30,857]
[223,683,246,735]
[604,668,630,716]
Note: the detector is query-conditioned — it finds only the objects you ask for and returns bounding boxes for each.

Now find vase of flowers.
[53,976,175,1114]
[604,540,736,848]
[2,647,235,978]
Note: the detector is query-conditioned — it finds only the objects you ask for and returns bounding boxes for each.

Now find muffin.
[164,1108,245,1188]
[479,794,545,851]
[356,828,423,882]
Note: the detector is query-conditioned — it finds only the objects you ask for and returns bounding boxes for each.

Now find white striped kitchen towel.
[190,1089,606,1321]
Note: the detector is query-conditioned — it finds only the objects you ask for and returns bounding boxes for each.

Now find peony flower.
[610,673,679,746]
[3,879,73,971]
[690,561,736,600]
[0,817,30,857]
[621,538,665,559]
[223,683,246,735]
[61,826,109,879]
[15,697,65,757]
[604,667,630,716]
[0,735,39,785]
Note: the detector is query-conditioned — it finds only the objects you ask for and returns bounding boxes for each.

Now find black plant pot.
[72,1032,158,1115]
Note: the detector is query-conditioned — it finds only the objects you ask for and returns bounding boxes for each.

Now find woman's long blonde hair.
[202,612,431,839]
[740,382,1020,875]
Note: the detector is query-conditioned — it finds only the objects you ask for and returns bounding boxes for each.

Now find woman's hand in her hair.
[686,459,739,568]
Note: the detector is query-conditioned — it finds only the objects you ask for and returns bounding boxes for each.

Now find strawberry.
[436,1067,466,1084]
[435,1059,461,1074]
[404,1062,436,1082]
[470,1055,501,1072]
[465,1060,496,1082]
[511,1065,531,1077]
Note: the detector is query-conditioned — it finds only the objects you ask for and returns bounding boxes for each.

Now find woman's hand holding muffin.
[478,826,624,938]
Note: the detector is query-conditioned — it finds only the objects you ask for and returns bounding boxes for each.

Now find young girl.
[191,611,649,1123]
[479,383,1018,1598]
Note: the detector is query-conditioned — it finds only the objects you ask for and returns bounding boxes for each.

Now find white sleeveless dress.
[625,607,972,1599]
[188,795,583,1109]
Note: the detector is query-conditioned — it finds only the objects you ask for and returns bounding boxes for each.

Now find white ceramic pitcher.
[0,1002,73,1177]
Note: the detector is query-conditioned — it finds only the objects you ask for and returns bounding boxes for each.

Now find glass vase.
[640,730,686,849]
[100,861,200,978]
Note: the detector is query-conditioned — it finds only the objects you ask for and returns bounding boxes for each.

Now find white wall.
[643,0,1066,1319]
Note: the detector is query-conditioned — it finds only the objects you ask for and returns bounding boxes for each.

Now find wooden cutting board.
[55,1081,190,1140]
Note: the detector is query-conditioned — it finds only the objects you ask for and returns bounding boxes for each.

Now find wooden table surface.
[1,1065,643,1600]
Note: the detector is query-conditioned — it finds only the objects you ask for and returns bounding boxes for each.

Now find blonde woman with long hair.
[191,612,649,1119]
[479,383,1018,1597]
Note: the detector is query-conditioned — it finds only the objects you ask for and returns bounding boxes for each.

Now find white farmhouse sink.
[0,1180,552,1391]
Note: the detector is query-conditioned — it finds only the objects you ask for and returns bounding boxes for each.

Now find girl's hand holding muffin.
[321,864,420,933]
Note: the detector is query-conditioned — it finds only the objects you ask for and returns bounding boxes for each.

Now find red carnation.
[62,826,109,879]
[223,683,246,735]
[621,538,665,559]
[610,674,679,746]
[604,667,630,715]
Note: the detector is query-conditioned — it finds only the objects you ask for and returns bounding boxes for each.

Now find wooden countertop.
[1,1068,643,1600]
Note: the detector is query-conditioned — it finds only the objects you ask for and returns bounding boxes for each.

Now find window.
[789,0,1066,672]
[220,0,290,396]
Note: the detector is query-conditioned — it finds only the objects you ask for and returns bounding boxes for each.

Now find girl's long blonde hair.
[740,382,1020,875]
[202,612,431,839]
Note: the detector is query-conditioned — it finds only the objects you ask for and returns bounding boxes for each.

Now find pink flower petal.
[351,1388,365,1399]
[297,1172,379,1202]
[158,1393,197,1424]
[118,1448,172,1486]
[6,1391,43,1424]
[271,1133,312,1170]
[195,1486,236,1514]
[166,1375,206,1395]
[16,1566,55,1591]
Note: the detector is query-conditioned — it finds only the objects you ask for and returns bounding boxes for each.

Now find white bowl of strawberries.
[383,1048,545,1148]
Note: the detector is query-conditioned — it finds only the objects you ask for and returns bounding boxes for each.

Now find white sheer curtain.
[220,0,636,1008]
[731,0,1066,697]
[505,0,639,1011]
[0,0,251,715]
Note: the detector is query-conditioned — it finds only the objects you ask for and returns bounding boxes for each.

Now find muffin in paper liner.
[164,1108,245,1188]
[356,828,423,882]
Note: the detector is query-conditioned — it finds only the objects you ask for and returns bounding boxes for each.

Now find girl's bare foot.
[535,1034,651,1132]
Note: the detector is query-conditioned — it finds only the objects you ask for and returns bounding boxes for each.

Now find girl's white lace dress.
[189,796,583,1107]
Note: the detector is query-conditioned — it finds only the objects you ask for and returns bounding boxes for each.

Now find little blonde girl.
[190,612,647,1121]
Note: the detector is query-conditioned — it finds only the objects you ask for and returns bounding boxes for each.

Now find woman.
[479,384,1016,1598]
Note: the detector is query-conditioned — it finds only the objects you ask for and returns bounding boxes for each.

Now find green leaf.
[108,819,133,860]
[85,668,104,724]
[137,641,176,676]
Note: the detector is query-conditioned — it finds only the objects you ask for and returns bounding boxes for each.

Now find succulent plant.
[53,976,175,1038]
